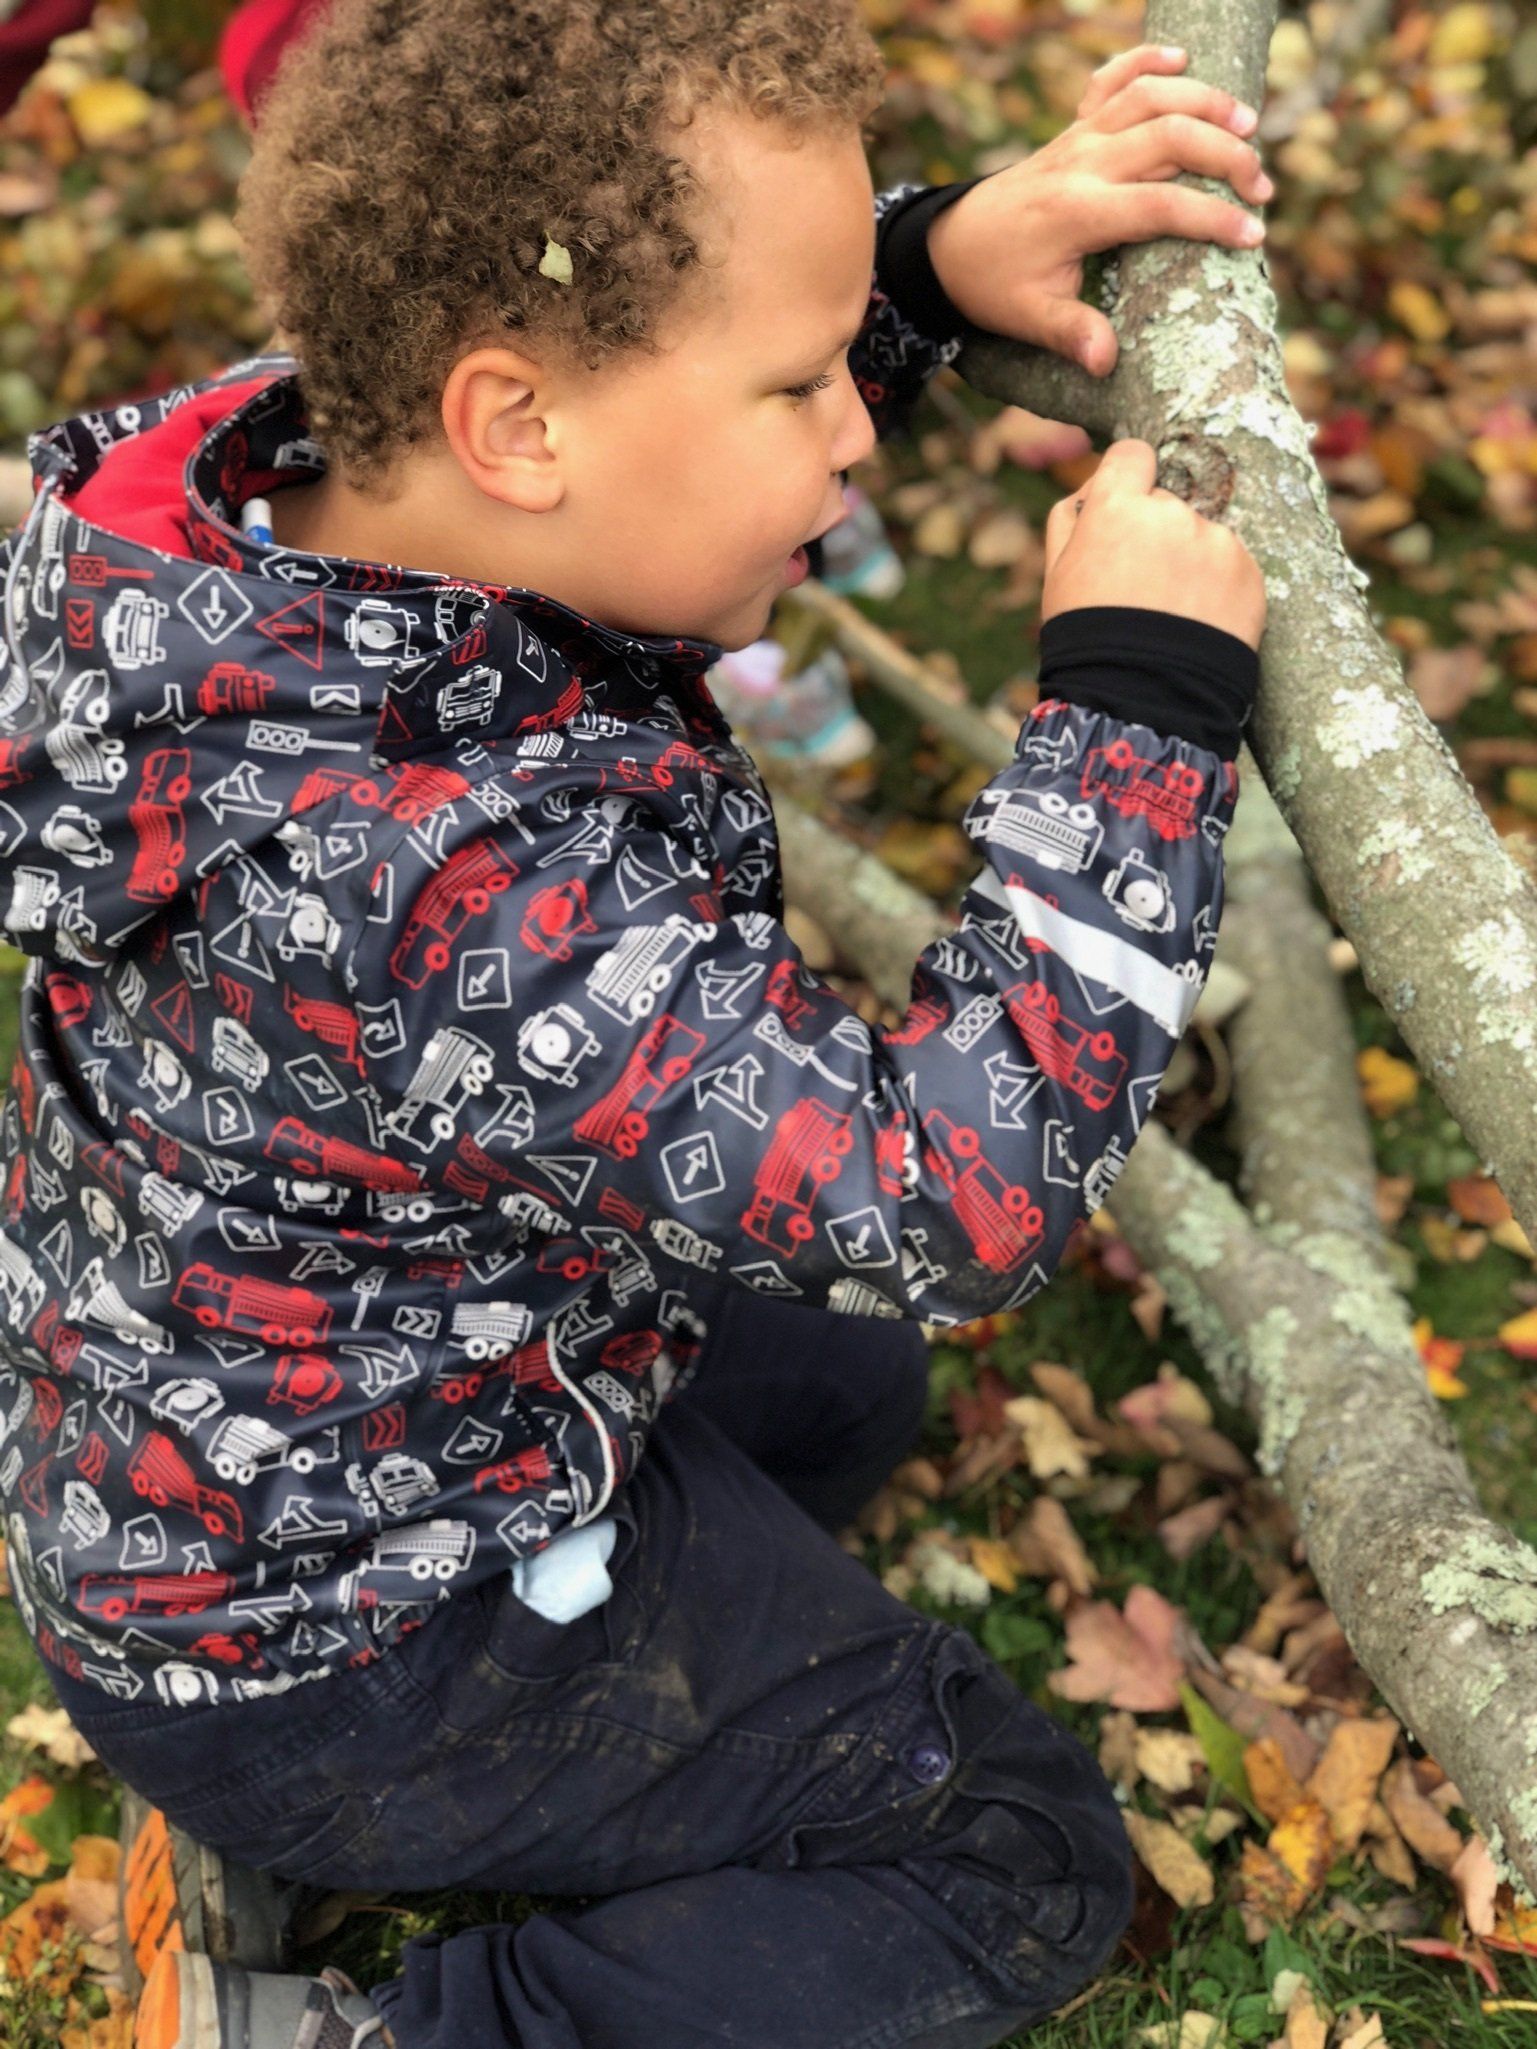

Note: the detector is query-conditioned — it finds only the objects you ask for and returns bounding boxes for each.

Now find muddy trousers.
[64,1282,1133,2049]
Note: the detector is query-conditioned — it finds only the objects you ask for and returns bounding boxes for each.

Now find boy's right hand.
[1040,439,1267,650]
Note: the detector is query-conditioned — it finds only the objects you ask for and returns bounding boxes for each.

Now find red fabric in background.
[218,0,330,126]
[0,0,94,117]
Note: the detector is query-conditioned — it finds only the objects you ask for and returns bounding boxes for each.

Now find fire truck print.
[573,1014,705,1160]
[920,1111,1045,1275]
[127,1433,244,1540]
[520,880,596,965]
[391,838,520,987]
[197,662,274,716]
[586,920,697,1025]
[79,1570,236,1624]
[1000,980,1128,1113]
[742,1098,855,1256]
[1082,738,1205,842]
[172,1264,332,1349]
[0,316,1241,1707]
[972,786,1104,873]
[388,1029,496,1150]
[264,1116,424,1193]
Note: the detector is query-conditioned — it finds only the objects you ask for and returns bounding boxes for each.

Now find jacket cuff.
[874,178,988,347]
[1037,606,1259,762]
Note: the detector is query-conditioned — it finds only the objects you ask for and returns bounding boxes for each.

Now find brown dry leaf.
[1451,1834,1500,1937]
[1306,1716,1399,1853]
[1335,2014,1387,2049]
[60,1985,136,2049]
[1135,1729,1206,1796]
[1246,1738,1308,1827]
[1407,643,1491,721]
[1099,1709,1140,1790]
[0,1877,80,1991]
[1002,1396,1095,1480]
[1007,1495,1097,1595]
[6,1702,98,1773]
[1189,1668,1320,1781]
[1382,1759,1464,1873]
[1244,1574,1324,1657]
[1047,1586,1185,1712]
[1270,1797,1335,1898]
[1124,1812,1216,1909]
[1028,1361,1100,1438]
[1281,1979,1329,2049]
[1362,1801,1418,1890]
[1158,1494,1231,1561]
[1221,1646,1311,1707]
[1118,1364,1213,1438]
[1239,1840,1307,1929]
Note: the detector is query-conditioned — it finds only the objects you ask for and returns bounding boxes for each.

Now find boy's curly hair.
[236,0,886,487]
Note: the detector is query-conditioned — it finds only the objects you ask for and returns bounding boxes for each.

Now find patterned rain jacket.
[0,182,1254,1709]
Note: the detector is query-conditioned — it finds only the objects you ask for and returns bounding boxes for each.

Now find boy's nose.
[835,378,878,472]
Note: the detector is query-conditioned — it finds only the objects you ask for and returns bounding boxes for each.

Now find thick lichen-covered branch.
[954,0,1537,1248]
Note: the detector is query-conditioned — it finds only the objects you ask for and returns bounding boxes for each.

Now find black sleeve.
[1038,607,1259,763]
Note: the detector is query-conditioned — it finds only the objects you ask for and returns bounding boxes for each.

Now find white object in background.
[509,1514,619,1623]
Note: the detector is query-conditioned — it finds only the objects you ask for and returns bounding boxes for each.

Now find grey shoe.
[134,1951,394,2049]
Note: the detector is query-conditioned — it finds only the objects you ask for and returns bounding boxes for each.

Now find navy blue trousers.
[61,1282,1132,2049]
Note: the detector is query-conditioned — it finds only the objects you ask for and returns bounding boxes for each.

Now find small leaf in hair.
[538,236,574,284]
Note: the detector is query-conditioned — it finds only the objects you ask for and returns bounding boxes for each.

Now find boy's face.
[441,111,881,651]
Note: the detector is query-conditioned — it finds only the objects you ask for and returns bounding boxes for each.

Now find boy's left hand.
[926,45,1272,378]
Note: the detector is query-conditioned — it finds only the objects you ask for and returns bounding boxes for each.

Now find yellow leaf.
[1497,1307,1537,1360]
[1387,281,1450,344]
[1428,3,1497,64]
[966,1536,1018,1594]
[1357,1046,1418,1118]
[1270,1797,1335,1896]
[1002,1395,1094,1480]
[68,78,155,148]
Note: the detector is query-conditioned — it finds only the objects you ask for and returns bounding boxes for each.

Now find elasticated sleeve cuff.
[1037,605,1259,762]
[873,178,988,346]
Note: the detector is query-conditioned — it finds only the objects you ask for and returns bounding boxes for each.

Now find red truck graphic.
[520,878,596,964]
[1000,980,1127,1114]
[742,1098,854,1256]
[573,1013,705,1160]
[390,837,520,986]
[197,662,275,716]
[294,761,472,826]
[125,747,192,903]
[472,1444,554,1496]
[763,959,815,1031]
[920,1111,1044,1275]
[281,988,367,1074]
[126,1433,244,1540]
[269,1352,343,1416]
[265,1115,425,1193]
[172,1264,333,1349]
[1082,738,1204,842]
[79,1569,236,1623]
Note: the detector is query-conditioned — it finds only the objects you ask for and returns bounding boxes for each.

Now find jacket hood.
[0,356,724,965]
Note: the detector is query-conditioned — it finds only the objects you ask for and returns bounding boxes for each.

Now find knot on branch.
[1158,430,1239,522]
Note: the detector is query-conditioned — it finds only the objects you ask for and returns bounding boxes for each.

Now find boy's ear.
[441,347,566,513]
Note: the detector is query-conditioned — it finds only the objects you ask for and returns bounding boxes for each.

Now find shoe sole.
[120,1788,295,1997]
[135,1949,221,2049]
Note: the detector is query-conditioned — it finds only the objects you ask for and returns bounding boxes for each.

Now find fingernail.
[1255,173,1274,200]
[1229,103,1259,134]
[1239,216,1265,244]
[1160,45,1185,60]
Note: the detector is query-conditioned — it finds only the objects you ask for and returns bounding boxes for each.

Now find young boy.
[0,3,1269,2044]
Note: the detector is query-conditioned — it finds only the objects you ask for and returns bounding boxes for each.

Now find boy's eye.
[785,370,837,403]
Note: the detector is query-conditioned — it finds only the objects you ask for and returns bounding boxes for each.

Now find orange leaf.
[0,1775,56,1877]
[1306,1716,1399,1853]
[1271,1798,1335,1898]
[1497,1308,1537,1361]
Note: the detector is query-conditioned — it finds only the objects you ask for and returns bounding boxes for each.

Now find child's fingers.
[1072,177,1265,252]
[1103,114,1271,205]
[1085,71,1260,139]
[1075,42,1187,121]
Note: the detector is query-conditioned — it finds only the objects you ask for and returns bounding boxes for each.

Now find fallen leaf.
[1137,2013,1226,2049]
[538,235,574,283]
[1280,1979,1328,2049]
[1357,1046,1418,1117]
[1047,1586,1185,1712]
[1006,1494,1097,1594]
[1335,2010,1389,2049]
[1245,1737,1307,1826]
[1187,1668,1320,1781]
[1158,1493,1231,1561]
[1002,1395,1095,1480]
[1362,1799,1418,1889]
[68,78,155,147]
[6,1703,98,1773]
[1124,1813,1216,1909]
[1118,1364,1213,1440]
[0,1877,79,1990]
[0,1775,56,1877]
[1382,1759,1464,1873]
[1098,1709,1140,1789]
[1402,1935,1501,1996]
[1306,1716,1399,1852]
[1452,1833,1500,1937]
[1270,1796,1335,1897]
[1134,1729,1206,1796]
[966,1535,1018,1594]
